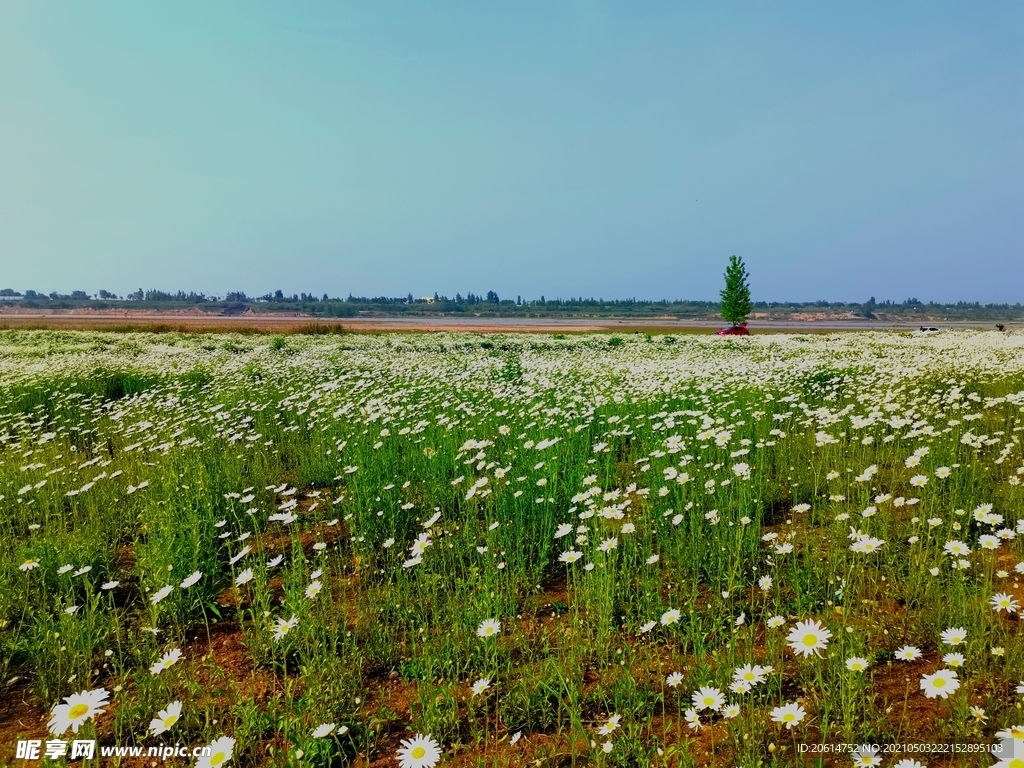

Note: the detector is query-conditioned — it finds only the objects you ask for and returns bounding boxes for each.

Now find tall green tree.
[720,254,752,326]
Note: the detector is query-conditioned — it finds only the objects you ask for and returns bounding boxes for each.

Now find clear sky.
[1,2,1021,303]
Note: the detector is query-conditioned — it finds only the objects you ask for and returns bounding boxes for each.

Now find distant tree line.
[1,287,1022,320]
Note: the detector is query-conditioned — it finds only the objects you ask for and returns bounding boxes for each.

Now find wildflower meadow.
[2,328,1024,767]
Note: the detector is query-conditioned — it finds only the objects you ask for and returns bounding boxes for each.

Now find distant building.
[420,296,435,304]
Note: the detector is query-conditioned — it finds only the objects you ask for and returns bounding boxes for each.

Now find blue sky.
[1,2,1021,302]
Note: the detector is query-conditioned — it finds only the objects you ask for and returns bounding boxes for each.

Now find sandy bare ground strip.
[0,309,1017,334]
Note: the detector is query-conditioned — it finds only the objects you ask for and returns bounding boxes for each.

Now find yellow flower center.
[933,678,945,687]
[411,746,426,759]
[782,713,795,722]
[68,703,90,719]
[802,633,817,646]
[164,715,178,728]
[210,751,227,766]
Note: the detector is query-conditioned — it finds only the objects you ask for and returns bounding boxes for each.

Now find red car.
[715,322,750,336]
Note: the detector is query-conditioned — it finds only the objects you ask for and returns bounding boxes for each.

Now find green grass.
[1,328,1023,766]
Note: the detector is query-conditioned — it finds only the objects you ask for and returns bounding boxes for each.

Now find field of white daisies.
[2,328,1024,767]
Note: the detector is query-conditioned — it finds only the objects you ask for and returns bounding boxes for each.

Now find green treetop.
[720,254,752,327]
